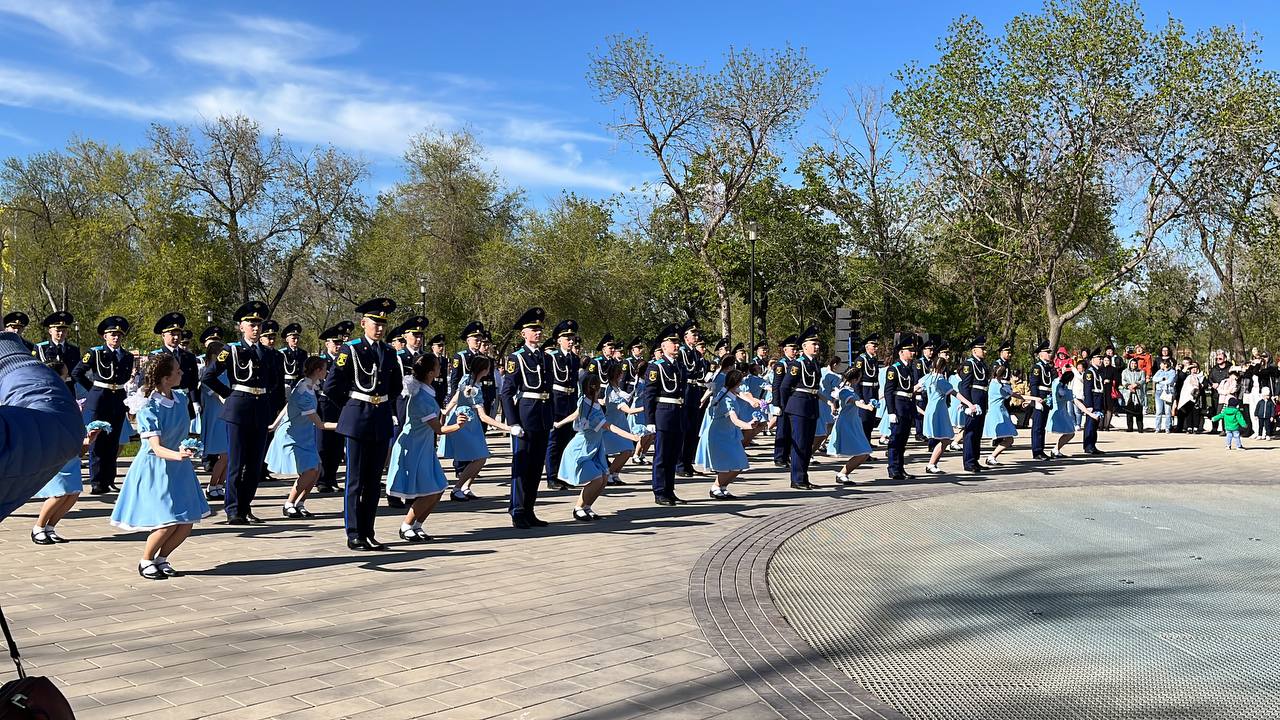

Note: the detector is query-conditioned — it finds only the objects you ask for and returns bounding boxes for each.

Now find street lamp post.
[206,309,213,325]
[418,278,427,315]
[747,222,758,354]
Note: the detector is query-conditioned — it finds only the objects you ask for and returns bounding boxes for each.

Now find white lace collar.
[153,391,176,408]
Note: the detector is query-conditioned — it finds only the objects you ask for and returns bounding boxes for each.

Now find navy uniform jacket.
[323,337,404,440]
[885,360,918,419]
[770,357,791,406]
[73,344,134,418]
[546,348,580,417]
[430,352,449,400]
[1082,365,1105,410]
[622,355,644,393]
[912,356,931,406]
[642,356,688,432]
[35,339,80,393]
[993,357,1011,382]
[316,352,341,423]
[200,340,280,426]
[281,346,309,386]
[448,348,474,399]
[1029,360,1054,404]
[957,356,990,407]
[397,347,422,376]
[500,345,552,432]
[779,353,821,417]
[152,345,200,396]
[586,354,614,387]
[852,352,880,402]
[678,344,709,400]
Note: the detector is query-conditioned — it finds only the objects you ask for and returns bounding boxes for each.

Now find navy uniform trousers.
[1082,405,1101,452]
[772,413,791,465]
[860,408,878,448]
[86,389,126,491]
[678,388,705,474]
[512,398,551,518]
[651,404,685,498]
[545,390,576,484]
[225,415,269,517]
[887,415,912,476]
[785,411,817,485]
[344,432,390,538]
[1030,405,1049,455]
[961,410,984,469]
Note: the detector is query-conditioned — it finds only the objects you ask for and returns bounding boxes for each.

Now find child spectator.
[1256,387,1275,440]
[1210,397,1247,450]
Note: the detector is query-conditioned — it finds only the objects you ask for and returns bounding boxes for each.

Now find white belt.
[971,384,988,390]
[284,374,298,381]
[521,392,550,401]
[658,397,684,405]
[351,392,389,405]
[1037,385,1052,391]
[793,388,818,395]
[688,380,707,387]
[92,381,125,390]
[893,390,912,398]
[232,384,266,396]
[552,384,576,393]
[859,382,875,387]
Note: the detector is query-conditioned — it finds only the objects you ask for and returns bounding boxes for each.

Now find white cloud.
[0,0,152,73]
[0,65,169,119]
[487,145,629,193]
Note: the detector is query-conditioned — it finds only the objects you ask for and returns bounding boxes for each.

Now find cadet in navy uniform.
[771,336,798,466]
[885,334,921,481]
[1027,340,1055,459]
[544,319,580,489]
[478,332,498,416]
[852,334,881,446]
[200,301,279,523]
[778,327,825,489]
[152,312,201,419]
[323,298,404,550]
[956,336,990,473]
[428,333,449,400]
[315,321,353,494]
[913,337,936,441]
[500,308,553,528]
[35,311,79,395]
[449,321,486,398]
[73,316,134,494]
[992,340,1013,381]
[280,323,308,389]
[676,321,709,477]
[585,335,617,402]
[643,325,689,505]
[1080,350,1107,455]
[622,337,645,393]
[3,311,34,351]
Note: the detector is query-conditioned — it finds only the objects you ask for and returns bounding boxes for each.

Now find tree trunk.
[1047,314,1064,354]
[708,264,732,344]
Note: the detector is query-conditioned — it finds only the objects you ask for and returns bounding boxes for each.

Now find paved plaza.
[0,430,1274,720]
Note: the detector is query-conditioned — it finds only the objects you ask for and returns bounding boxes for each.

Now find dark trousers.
[1030,406,1048,455]
[914,400,926,439]
[861,414,878,446]
[1083,407,1100,451]
[786,412,817,485]
[678,400,706,473]
[318,428,344,489]
[87,410,124,491]
[225,419,268,518]
[545,424,574,484]
[651,428,682,498]
[886,415,911,477]
[1125,406,1145,431]
[511,430,549,518]
[772,408,791,464]
[962,411,983,469]
[343,435,388,538]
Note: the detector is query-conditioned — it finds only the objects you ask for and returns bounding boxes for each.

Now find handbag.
[0,605,75,720]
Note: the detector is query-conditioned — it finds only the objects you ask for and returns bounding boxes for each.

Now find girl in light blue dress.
[601,364,645,484]
[628,363,655,465]
[737,366,768,446]
[816,359,841,450]
[947,371,965,430]
[389,354,470,542]
[981,377,1022,467]
[704,370,761,499]
[1047,370,1081,457]
[693,357,732,470]
[109,354,211,580]
[267,357,336,519]
[875,365,892,444]
[553,374,640,521]
[921,358,979,474]
[439,356,511,501]
[200,339,228,501]
[30,361,101,545]
[826,368,877,485]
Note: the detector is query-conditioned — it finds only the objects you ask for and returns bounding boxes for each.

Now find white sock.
[400,523,414,533]
[32,525,42,533]
[283,501,294,509]
[140,559,155,568]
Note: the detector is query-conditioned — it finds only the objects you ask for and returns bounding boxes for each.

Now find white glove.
[509,424,525,438]
[888,414,898,424]
[646,424,657,434]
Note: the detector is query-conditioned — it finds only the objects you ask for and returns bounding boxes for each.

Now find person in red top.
[1125,344,1153,378]
[1053,347,1073,374]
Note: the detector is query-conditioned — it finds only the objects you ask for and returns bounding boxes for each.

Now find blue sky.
[0,0,1275,203]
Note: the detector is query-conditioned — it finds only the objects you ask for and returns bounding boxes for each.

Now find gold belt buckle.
[369,395,383,405]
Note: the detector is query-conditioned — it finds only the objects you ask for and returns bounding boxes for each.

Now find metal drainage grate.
[769,484,1280,719]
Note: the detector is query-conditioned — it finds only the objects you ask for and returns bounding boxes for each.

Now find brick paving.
[0,428,1265,719]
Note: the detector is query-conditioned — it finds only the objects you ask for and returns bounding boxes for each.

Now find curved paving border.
[689,475,1267,720]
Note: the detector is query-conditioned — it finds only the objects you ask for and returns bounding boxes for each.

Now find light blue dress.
[628,376,651,434]
[817,368,839,436]
[33,451,83,498]
[700,392,750,472]
[557,396,609,486]
[693,372,727,468]
[876,366,892,438]
[110,391,212,531]
[738,373,768,423]
[922,373,955,440]
[439,374,490,462]
[388,385,449,499]
[983,381,1018,439]
[1048,379,1077,434]
[602,386,634,454]
[266,382,321,476]
[947,373,964,428]
[826,386,873,457]
[200,372,228,456]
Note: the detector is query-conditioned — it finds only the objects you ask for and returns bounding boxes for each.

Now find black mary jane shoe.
[138,563,168,580]
[282,506,303,519]
[296,506,315,519]
[47,529,69,543]
[572,508,593,522]
[30,530,55,546]
[156,561,181,577]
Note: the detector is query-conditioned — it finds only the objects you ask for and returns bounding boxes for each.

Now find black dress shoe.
[511,516,532,529]
[282,506,303,519]
[669,495,688,505]
[676,470,694,478]
[297,507,315,519]
[772,461,789,468]
[363,537,388,551]
[347,536,364,550]
[790,482,814,490]
[91,486,111,494]
[654,496,676,506]
[244,513,265,525]
[1088,449,1106,455]
[226,516,250,525]
[108,484,120,493]
[1032,453,1051,460]
[529,517,550,527]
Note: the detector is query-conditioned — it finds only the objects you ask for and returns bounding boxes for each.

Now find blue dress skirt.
[33,453,84,498]
[947,373,964,428]
[983,381,1018,439]
[1048,379,1077,434]
[826,387,873,457]
[922,373,955,440]
[693,373,726,469]
[266,383,321,476]
[602,387,634,455]
[628,377,651,434]
[110,391,212,531]
[438,375,490,462]
[700,393,750,472]
[200,376,229,456]
[388,386,449,499]
[876,367,892,438]
[557,397,609,486]
[817,368,839,436]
